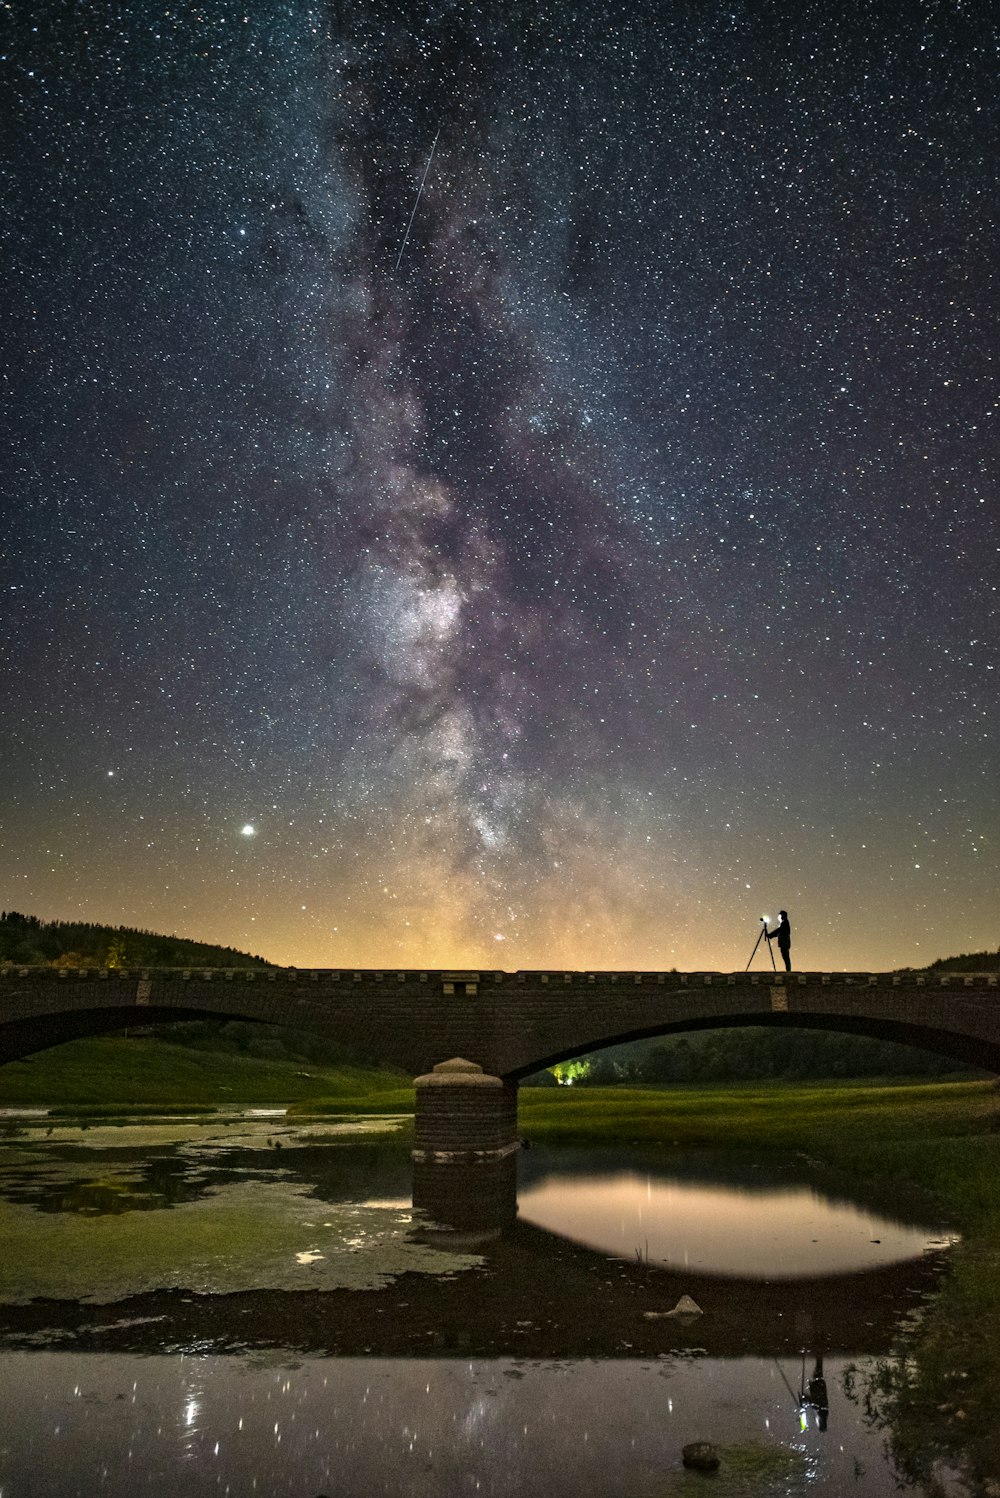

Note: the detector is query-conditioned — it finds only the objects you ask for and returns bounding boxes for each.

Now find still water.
[0,1112,964,1495]
[518,1150,952,1276]
[0,1350,901,1498]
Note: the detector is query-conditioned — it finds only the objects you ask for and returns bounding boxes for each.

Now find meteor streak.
[394,127,440,271]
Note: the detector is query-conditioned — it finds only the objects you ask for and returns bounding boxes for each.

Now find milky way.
[3,0,998,970]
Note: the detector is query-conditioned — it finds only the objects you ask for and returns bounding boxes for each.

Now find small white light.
[241,824,256,837]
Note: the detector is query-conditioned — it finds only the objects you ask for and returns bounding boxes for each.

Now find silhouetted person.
[800,1354,829,1432]
[767,911,792,971]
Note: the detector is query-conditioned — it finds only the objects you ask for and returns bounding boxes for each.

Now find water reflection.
[0,1119,956,1352]
[0,1115,969,1492]
[413,1154,518,1245]
[0,1349,913,1498]
[517,1163,955,1276]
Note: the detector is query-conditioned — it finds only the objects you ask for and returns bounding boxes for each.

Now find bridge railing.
[0,965,997,989]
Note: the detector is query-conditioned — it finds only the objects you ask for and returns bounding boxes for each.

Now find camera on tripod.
[746,915,775,971]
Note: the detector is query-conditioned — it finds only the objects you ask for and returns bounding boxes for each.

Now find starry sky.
[3,0,998,973]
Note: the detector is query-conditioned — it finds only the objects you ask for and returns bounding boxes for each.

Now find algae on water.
[0,1179,483,1301]
[0,1118,479,1301]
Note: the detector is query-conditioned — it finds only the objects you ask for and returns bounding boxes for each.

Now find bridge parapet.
[2,965,997,989]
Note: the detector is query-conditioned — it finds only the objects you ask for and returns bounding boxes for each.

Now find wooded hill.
[0,912,267,971]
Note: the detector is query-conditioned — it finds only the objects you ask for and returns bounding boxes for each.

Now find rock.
[671,1295,703,1317]
[682,1441,720,1471]
[642,1294,703,1321]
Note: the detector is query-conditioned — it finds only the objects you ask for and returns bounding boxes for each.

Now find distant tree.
[550,1058,590,1085]
[51,952,86,969]
[104,936,128,969]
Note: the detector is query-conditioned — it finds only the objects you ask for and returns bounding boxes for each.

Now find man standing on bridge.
[767,911,792,971]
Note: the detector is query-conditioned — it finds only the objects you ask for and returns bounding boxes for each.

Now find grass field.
[0,1034,414,1112]
[521,1075,997,1149]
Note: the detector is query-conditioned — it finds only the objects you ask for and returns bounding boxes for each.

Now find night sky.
[3,0,998,973]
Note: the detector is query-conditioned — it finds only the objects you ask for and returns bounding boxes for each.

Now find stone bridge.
[2,965,998,1156]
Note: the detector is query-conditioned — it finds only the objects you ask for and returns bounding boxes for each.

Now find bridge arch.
[0,1003,333,1067]
[509,1009,1000,1081]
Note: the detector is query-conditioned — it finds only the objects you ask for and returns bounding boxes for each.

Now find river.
[0,1109,966,1495]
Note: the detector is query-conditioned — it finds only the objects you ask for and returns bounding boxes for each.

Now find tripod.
[745,920,776,972]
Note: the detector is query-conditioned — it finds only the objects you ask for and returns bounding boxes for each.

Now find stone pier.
[412,1057,519,1162]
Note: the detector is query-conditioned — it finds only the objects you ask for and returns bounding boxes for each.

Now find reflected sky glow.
[518,1170,956,1276]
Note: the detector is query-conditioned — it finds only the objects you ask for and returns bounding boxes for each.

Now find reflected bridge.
[2,965,998,1156]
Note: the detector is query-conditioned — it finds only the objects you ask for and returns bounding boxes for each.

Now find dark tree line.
[926,949,1000,973]
[146,1018,383,1071]
[526,1025,981,1086]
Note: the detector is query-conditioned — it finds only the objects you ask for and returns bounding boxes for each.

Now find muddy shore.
[0,1218,948,1361]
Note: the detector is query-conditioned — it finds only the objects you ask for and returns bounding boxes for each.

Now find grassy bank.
[521,1076,996,1151]
[0,1034,411,1110]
